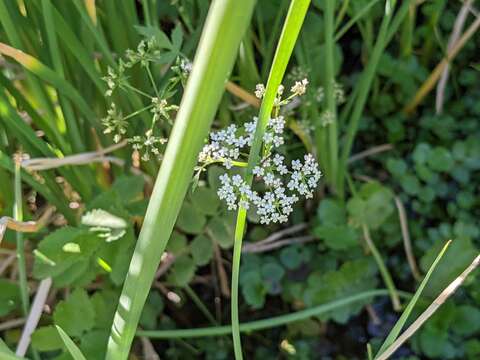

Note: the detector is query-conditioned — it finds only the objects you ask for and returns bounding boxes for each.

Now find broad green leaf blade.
[375,240,451,358]
[105,1,256,359]
[55,325,87,360]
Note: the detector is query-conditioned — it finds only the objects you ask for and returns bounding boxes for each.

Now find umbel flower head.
[197,78,321,224]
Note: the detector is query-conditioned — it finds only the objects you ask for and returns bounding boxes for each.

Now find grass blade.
[0,42,97,125]
[137,289,400,338]
[376,252,480,360]
[375,240,451,358]
[55,326,87,360]
[42,0,85,152]
[14,157,29,316]
[105,1,256,359]
[336,0,412,197]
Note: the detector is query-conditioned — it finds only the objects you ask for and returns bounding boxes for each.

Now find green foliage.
[190,235,214,266]
[0,1,479,359]
[420,238,478,297]
[347,182,394,229]
[0,280,20,317]
[54,289,95,337]
[167,255,196,287]
[31,326,63,352]
[304,259,378,323]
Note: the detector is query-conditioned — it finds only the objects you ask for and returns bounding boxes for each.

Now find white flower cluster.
[198,115,286,169]
[215,151,320,224]
[315,81,345,104]
[198,89,322,224]
[291,78,309,96]
[102,103,127,143]
[151,97,178,124]
[128,129,167,161]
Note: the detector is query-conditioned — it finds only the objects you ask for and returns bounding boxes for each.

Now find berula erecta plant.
[1,1,479,359]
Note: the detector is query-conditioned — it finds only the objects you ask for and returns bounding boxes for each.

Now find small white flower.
[291,78,309,96]
[253,166,264,176]
[255,84,265,99]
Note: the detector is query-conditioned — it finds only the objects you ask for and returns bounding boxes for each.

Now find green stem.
[231,209,247,360]
[14,159,29,316]
[230,1,311,358]
[123,83,153,99]
[138,289,403,338]
[122,104,155,121]
[146,65,160,98]
[362,224,401,311]
[185,285,217,326]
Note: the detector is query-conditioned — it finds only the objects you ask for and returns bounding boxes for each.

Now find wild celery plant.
[105,1,256,359]
[229,1,311,358]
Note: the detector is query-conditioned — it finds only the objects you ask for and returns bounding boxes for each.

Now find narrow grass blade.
[231,1,311,358]
[334,0,381,41]
[375,240,451,358]
[137,289,399,338]
[55,326,87,360]
[376,253,480,360]
[362,224,401,311]
[0,42,97,125]
[336,0,412,197]
[106,1,256,359]
[0,152,75,224]
[14,159,29,316]
[48,3,105,93]
[42,0,85,152]
[0,73,66,152]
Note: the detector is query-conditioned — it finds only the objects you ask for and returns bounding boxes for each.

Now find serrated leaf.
[90,290,118,331]
[79,330,108,360]
[190,235,214,266]
[317,199,346,225]
[347,182,394,229]
[54,289,95,337]
[34,227,101,281]
[140,291,164,330]
[0,279,19,317]
[280,246,303,270]
[314,225,358,250]
[166,231,188,255]
[452,305,480,336]
[176,202,207,234]
[304,259,378,323]
[241,271,266,309]
[207,215,235,249]
[31,325,63,351]
[190,187,220,215]
[167,255,196,287]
